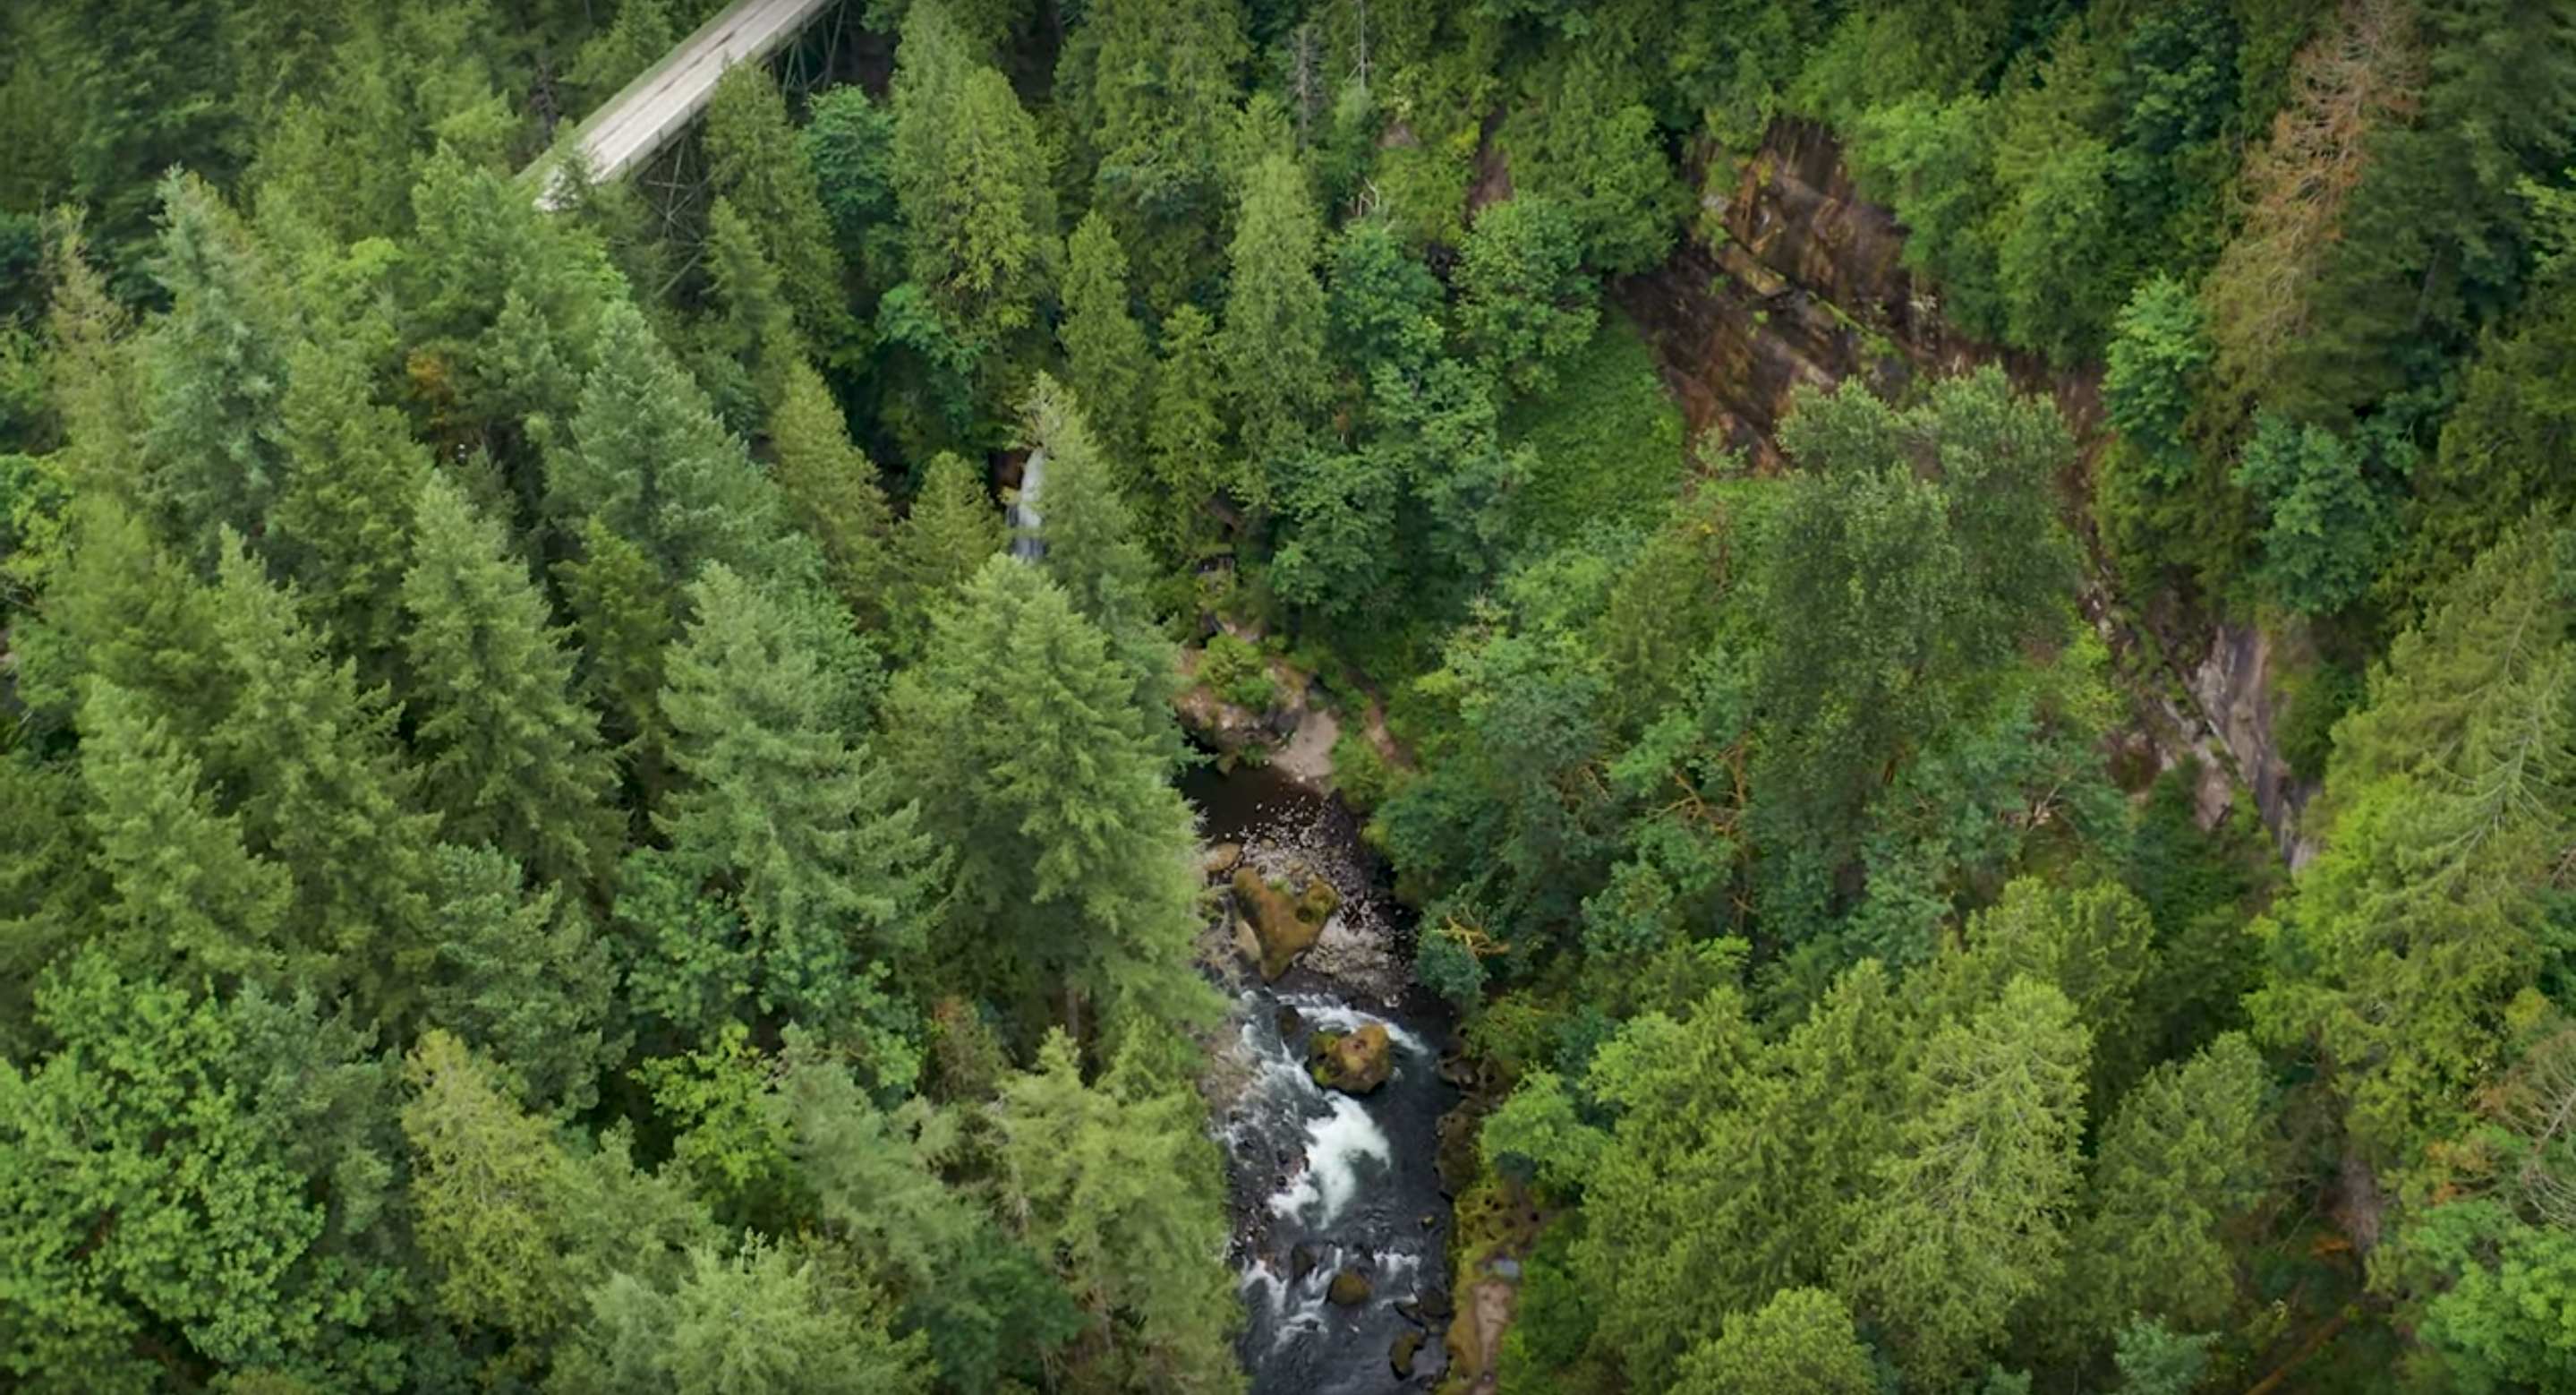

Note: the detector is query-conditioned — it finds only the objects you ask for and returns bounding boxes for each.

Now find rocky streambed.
[1184,761,1464,1394]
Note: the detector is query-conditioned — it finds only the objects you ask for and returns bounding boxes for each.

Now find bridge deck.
[529,0,837,203]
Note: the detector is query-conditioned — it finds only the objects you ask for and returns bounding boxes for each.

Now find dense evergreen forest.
[6,0,2576,1391]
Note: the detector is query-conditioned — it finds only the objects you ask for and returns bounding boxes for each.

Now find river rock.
[1201,842,1242,878]
[1233,867,1339,980]
[1394,1297,1422,1325]
[1309,1023,1393,1094]
[1291,1243,1319,1285]
[1327,1270,1371,1306]
[1390,1329,1423,1379]
[1419,1288,1454,1321]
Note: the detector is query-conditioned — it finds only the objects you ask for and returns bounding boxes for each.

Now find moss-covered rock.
[1233,866,1339,980]
[1391,1328,1424,1378]
[1310,1023,1394,1094]
[1328,1269,1372,1306]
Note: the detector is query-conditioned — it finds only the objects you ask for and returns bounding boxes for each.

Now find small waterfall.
[1187,764,1458,1393]
[1008,449,1045,561]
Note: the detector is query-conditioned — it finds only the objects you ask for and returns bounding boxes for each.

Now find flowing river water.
[1181,762,1461,1394]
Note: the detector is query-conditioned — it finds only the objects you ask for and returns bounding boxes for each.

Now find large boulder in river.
[1233,867,1338,980]
[1310,1023,1393,1094]
[1328,1269,1372,1306]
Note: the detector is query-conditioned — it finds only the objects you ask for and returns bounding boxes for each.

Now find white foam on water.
[1275,996,1431,1058]
[1266,1093,1392,1226]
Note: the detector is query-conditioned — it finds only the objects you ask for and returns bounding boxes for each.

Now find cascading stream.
[1184,765,1459,1393]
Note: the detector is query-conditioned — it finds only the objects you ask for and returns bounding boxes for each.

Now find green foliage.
[1144,302,1230,564]
[0,952,395,1391]
[1455,196,1598,397]
[653,563,928,1069]
[1836,978,2090,1390]
[994,1032,1242,1393]
[1675,1287,1878,1395]
[1504,50,1685,274]
[1221,153,1330,496]
[1060,0,1247,301]
[551,1237,928,1395]
[402,1028,572,1336]
[1496,312,1687,555]
[138,173,296,564]
[2231,412,2391,616]
[888,4,1055,350]
[208,536,441,1020]
[1057,213,1152,457]
[890,450,1003,652]
[79,676,291,985]
[769,357,897,628]
[2065,1033,2271,1342]
[1753,369,2079,946]
[886,558,1217,1040]
[403,471,618,891]
[2254,519,2575,1162]
[426,844,619,1115]
[704,63,851,356]
[546,299,793,586]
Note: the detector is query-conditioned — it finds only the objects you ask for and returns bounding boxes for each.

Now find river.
[1181,761,1461,1394]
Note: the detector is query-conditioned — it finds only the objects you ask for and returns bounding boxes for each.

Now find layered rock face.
[1612,118,2101,472]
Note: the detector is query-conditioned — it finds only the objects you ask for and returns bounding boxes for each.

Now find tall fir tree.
[886,557,1216,1041]
[269,324,431,677]
[206,535,440,1018]
[136,173,297,567]
[400,471,619,893]
[1219,153,1329,501]
[78,676,293,987]
[890,451,1003,655]
[769,357,898,630]
[1145,301,1229,564]
[1056,211,1154,462]
[657,564,933,1067]
[704,61,854,356]
[546,299,795,586]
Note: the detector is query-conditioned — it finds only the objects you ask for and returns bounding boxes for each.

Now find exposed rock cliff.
[1615,117,2317,852]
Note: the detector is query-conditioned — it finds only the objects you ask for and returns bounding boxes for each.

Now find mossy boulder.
[1390,1328,1423,1378]
[1233,866,1339,980]
[1309,1023,1394,1094]
[1328,1269,1372,1306]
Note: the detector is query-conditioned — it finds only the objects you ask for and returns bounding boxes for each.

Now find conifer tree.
[206,535,440,1017]
[1058,0,1247,301]
[1837,977,2091,1390]
[137,172,297,565]
[426,845,619,1116]
[79,677,293,986]
[770,357,898,629]
[889,4,1056,348]
[890,451,1003,653]
[2065,1032,2270,1340]
[1144,301,1230,565]
[1219,154,1329,498]
[1057,211,1153,460]
[559,515,680,816]
[660,564,933,1058]
[994,1031,1241,1391]
[547,299,794,586]
[702,197,805,428]
[269,326,431,673]
[401,1028,573,1338]
[704,62,852,355]
[15,494,230,738]
[1676,1288,1878,1395]
[886,558,1215,1039]
[401,471,618,892]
